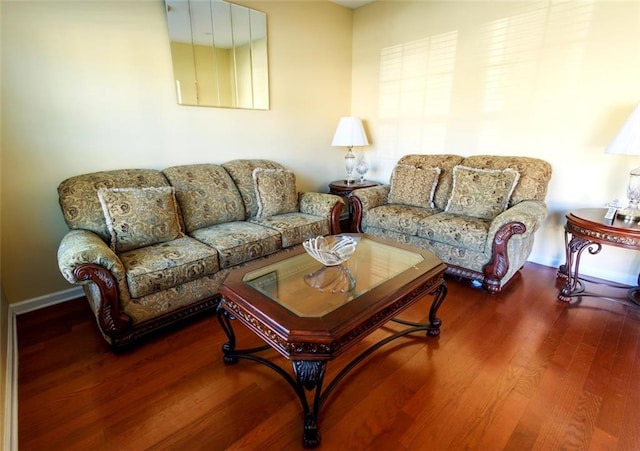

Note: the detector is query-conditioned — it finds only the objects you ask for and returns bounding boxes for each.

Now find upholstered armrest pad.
[299,192,345,217]
[57,229,125,284]
[350,185,391,211]
[485,200,548,253]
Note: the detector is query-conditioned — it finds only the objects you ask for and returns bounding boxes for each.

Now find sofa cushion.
[388,165,441,209]
[222,159,285,219]
[253,168,298,219]
[418,212,490,253]
[251,213,330,248]
[190,221,281,268]
[445,166,520,220]
[119,236,219,299]
[58,169,170,242]
[365,204,439,236]
[98,187,184,253]
[163,164,245,232]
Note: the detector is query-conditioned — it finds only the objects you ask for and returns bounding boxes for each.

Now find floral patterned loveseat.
[351,154,551,294]
[57,160,344,349]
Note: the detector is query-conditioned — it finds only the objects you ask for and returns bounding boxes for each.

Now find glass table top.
[243,237,425,317]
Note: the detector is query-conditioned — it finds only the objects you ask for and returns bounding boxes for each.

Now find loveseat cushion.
[98,187,184,253]
[445,166,520,220]
[190,221,281,268]
[417,212,490,253]
[251,213,330,248]
[388,165,441,209]
[119,236,219,299]
[365,204,439,236]
[253,168,299,218]
[163,164,245,232]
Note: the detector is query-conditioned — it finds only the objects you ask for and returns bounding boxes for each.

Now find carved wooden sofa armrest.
[57,229,132,341]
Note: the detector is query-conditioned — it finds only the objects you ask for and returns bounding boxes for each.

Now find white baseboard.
[4,286,85,451]
[10,286,84,315]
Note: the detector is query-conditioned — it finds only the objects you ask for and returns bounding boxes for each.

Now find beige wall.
[0,0,354,304]
[352,0,640,285]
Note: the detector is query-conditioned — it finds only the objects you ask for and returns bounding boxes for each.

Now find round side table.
[557,208,640,305]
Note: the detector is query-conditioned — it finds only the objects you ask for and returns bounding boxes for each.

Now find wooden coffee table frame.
[217,236,447,448]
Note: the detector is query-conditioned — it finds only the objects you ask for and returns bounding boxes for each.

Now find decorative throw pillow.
[445,166,520,220]
[253,168,298,219]
[98,187,184,253]
[388,165,441,209]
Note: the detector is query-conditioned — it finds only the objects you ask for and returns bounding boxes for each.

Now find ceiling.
[329,0,375,9]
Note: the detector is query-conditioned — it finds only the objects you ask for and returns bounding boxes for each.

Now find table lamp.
[331,116,369,184]
[605,102,640,220]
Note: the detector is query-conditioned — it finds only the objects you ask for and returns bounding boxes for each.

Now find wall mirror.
[165,0,269,109]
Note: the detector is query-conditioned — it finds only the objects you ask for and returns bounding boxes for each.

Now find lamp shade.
[331,117,369,147]
[605,102,640,156]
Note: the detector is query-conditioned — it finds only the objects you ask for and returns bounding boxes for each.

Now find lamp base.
[616,206,640,221]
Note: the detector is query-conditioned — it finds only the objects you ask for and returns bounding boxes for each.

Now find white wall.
[352,0,640,285]
[0,0,354,303]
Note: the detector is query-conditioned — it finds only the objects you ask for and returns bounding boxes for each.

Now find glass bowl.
[302,235,359,266]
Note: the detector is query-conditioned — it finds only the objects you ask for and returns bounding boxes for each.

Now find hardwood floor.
[17,263,640,450]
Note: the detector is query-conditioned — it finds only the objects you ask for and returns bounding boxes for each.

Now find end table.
[329,180,380,233]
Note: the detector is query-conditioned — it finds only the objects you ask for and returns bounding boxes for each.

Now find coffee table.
[217,234,447,448]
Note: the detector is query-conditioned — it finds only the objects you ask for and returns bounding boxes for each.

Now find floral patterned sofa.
[57,160,344,349]
[351,154,552,294]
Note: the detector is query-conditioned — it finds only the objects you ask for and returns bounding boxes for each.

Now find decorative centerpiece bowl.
[302,235,359,266]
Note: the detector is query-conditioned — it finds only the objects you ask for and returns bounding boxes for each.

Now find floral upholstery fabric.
[418,212,491,252]
[58,169,170,242]
[118,236,219,298]
[364,204,439,236]
[222,159,285,219]
[253,168,299,218]
[251,213,330,248]
[445,166,520,220]
[163,164,245,232]
[189,221,281,268]
[388,165,441,209]
[98,187,184,253]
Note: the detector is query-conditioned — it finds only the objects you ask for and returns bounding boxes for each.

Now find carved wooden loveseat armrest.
[57,229,132,341]
[299,192,345,235]
[482,200,548,293]
[350,185,391,233]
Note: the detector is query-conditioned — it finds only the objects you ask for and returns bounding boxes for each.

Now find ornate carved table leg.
[217,304,239,364]
[557,230,602,302]
[292,360,326,448]
[427,283,447,336]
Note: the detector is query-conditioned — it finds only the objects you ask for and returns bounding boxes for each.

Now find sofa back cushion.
[163,164,245,232]
[98,187,184,253]
[58,169,170,242]
[253,168,299,218]
[460,155,552,206]
[222,159,286,219]
[396,155,465,210]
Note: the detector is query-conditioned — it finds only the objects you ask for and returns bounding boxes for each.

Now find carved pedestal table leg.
[557,230,602,302]
[292,361,326,448]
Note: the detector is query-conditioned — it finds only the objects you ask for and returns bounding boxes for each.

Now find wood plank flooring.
[17,263,640,450]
